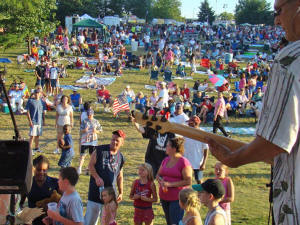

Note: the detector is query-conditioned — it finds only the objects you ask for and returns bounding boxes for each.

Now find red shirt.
[97,89,110,99]
[180,88,190,100]
[201,101,213,111]
[132,179,153,208]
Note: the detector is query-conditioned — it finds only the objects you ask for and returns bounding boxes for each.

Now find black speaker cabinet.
[0,141,32,194]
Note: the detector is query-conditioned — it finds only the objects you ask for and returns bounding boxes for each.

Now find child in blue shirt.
[58,125,74,168]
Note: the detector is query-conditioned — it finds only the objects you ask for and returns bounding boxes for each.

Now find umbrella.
[209,73,227,87]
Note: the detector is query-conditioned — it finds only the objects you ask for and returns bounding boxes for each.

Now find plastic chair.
[150,70,159,81]
[201,58,211,68]
[164,70,172,82]
[235,81,240,92]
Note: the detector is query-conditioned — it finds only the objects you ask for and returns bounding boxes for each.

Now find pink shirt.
[158,156,191,201]
[214,97,226,117]
[239,78,246,90]
[219,177,230,211]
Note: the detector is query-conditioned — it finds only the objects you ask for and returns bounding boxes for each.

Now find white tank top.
[204,206,228,225]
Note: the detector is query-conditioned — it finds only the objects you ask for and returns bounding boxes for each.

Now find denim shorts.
[58,150,74,168]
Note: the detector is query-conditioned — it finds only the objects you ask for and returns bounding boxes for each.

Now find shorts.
[58,150,74,168]
[80,145,96,156]
[134,207,154,223]
[56,125,64,134]
[98,98,110,104]
[193,169,203,182]
[29,124,42,137]
[45,78,50,84]
[50,79,57,88]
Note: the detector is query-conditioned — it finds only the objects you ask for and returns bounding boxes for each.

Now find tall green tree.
[124,0,154,21]
[219,12,234,21]
[152,0,182,20]
[56,0,84,26]
[0,0,58,52]
[197,0,215,25]
[235,0,274,25]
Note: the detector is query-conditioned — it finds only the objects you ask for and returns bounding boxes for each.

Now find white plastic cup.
[47,202,57,211]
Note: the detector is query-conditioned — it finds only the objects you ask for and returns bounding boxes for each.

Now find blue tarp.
[0,58,12,63]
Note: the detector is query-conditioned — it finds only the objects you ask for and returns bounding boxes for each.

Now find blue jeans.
[161,199,184,225]
[135,104,145,113]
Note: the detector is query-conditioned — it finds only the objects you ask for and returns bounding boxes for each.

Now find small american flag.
[112,95,130,115]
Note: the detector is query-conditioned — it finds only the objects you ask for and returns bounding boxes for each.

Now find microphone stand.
[0,66,22,225]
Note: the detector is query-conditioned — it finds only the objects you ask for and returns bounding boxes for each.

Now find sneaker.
[104,108,108,112]
[53,149,60,154]
[77,167,82,175]
[36,148,43,153]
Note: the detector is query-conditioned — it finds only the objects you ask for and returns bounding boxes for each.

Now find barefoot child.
[101,187,118,225]
[44,167,84,225]
[58,124,74,168]
[129,163,157,225]
[179,188,202,225]
[215,162,234,225]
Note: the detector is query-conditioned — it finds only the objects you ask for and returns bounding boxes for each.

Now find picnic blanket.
[145,85,156,90]
[173,76,193,80]
[76,76,116,86]
[194,71,208,75]
[200,126,256,135]
[60,85,83,90]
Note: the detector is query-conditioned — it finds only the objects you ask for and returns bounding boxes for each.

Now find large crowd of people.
[1,3,299,224]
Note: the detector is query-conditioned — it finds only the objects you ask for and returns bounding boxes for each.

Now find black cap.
[192,179,225,199]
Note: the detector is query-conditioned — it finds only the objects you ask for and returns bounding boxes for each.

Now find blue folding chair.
[150,70,159,81]
[255,81,263,91]
[164,70,172,82]
[235,81,240,92]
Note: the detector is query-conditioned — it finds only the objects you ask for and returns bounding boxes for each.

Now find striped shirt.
[256,40,300,225]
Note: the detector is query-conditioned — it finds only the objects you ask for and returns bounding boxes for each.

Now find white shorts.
[29,125,42,137]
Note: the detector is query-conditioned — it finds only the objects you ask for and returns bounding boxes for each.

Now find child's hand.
[42,216,51,225]
[47,209,60,221]
[133,194,140,200]
[140,196,148,201]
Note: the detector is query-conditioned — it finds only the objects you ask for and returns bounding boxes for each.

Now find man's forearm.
[117,174,123,195]
[225,136,285,168]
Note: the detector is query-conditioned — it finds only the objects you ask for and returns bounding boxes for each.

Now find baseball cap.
[192,179,225,199]
[87,109,94,115]
[204,95,210,99]
[187,115,201,125]
[126,85,130,89]
[160,81,166,86]
[112,130,126,139]
[176,102,183,108]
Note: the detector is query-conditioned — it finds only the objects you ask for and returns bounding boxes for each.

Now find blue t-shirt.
[25,98,46,125]
[56,191,84,225]
[63,133,74,154]
[28,176,59,208]
[70,93,80,107]
[88,144,124,204]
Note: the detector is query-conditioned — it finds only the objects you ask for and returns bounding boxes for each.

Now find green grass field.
[0,46,271,224]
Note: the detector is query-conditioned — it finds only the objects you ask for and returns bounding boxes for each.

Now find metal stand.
[0,66,22,225]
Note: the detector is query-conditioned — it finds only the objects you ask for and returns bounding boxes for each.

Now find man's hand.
[95,177,104,187]
[29,121,33,128]
[117,193,123,203]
